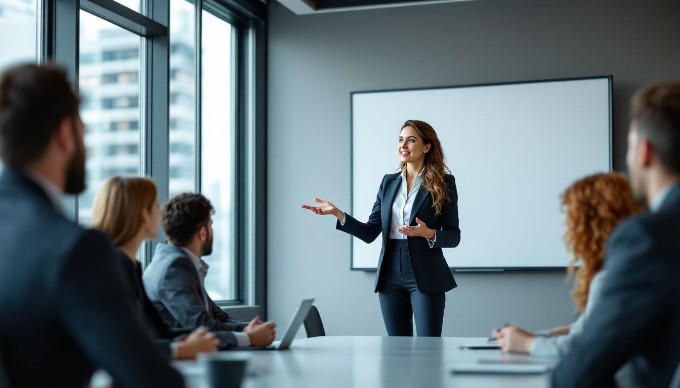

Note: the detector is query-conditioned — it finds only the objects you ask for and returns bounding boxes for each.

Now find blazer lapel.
[409,187,430,224]
[382,175,401,236]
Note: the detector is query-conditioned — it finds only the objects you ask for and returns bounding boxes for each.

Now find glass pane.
[169,0,196,197]
[112,0,142,14]
[78,10,142,225]
[0,0,39,70]
[0,0,39,173]
[201,10,235,301]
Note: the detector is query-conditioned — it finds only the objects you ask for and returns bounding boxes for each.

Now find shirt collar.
[400,167,425,181]
[23,171,64,213]
[650,180,680,212]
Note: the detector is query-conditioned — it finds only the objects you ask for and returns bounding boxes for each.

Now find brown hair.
[562,172,643,312]
[161,193,214,247]
[399,120,451,216]
[0,63,80,166]
[92,176,158,247]
[631,82,680,174]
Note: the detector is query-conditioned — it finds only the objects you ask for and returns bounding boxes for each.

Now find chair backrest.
[303,305,325,338]
[670,359,680,388]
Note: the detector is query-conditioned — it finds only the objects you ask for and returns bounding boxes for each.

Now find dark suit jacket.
[0,168,183,387]
[143,242,248,348]
[552,182,680,388]
[115,250,192,357]
[338,173,460,294]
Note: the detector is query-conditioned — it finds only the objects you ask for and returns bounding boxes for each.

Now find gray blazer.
[143,242,248,348]
[531,271,606,358]
[552,182,680,388]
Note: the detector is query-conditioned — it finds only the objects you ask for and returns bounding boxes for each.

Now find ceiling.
[276,0,473,15]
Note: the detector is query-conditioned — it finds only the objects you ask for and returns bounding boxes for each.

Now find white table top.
[175,336,555,388]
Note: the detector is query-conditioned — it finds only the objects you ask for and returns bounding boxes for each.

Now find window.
[45,0,266,308]
[200,10,236,301]
[112,0,142,15]
[102,72,138,84]
[169,0,197,198]
[0,0,40,173]
[0,0,39,70]
[78,9,142,225]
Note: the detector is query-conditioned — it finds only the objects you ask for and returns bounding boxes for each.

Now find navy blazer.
[143,242,248,349]
[0,168,183,387]
[115,250,194,357]
[337,172,460,295]
[552,182,680,388]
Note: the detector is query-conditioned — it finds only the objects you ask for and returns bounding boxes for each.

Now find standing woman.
[303,120,460,337]
[92,176,219,359]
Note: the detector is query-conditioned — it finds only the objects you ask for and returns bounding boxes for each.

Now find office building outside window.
[78,10,143,225]
[75,1,239,302]
[169,0,196,197]
[0,0,39,173]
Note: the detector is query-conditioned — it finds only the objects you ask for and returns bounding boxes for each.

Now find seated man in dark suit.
[552,82,680,387]
[143,193,276,348]
[0,64,184,387]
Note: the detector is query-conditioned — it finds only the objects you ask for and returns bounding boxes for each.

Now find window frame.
[44,0,267,311]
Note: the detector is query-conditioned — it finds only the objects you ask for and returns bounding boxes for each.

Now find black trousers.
[377,239,446,337]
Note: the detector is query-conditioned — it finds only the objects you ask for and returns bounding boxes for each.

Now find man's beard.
[64,136,86,195]
[201,230,213,256]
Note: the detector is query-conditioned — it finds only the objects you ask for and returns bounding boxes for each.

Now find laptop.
[240,298,315,351]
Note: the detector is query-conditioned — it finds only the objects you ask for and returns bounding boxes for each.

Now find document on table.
[450,359,552,374]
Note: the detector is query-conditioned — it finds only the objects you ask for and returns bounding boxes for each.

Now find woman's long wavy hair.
[399,120,451,216]
[562,172,643,313]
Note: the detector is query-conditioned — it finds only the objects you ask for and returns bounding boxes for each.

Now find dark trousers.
[377,239,446,337]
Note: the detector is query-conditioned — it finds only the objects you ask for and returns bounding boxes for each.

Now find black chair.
[303,305,325,338]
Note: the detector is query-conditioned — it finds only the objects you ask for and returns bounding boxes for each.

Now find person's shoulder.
[150,244,194,271]
[377,172,401,188]
[113,249,137,271]
[67,228,116,258]
[614,206,680,239]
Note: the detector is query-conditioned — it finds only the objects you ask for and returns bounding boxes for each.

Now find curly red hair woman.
[563,172,644,313]
[493,172,643,356]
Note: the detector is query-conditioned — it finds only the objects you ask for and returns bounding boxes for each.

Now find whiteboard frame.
[349,76,613,272]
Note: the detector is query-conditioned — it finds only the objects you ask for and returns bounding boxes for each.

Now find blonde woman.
[493,172,642,356]
[303,120,460,337]
[92,176,219,359]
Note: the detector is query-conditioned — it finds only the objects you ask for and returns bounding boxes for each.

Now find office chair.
[671,360,680,388]
[303,305,326,338]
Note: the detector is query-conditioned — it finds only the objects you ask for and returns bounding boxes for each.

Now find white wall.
[266,0,680,336]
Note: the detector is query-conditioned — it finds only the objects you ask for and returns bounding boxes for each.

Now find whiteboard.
[351,77,612,270]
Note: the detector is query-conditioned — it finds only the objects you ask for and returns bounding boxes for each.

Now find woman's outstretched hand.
[397,217,436,239]
[302,197,344,219]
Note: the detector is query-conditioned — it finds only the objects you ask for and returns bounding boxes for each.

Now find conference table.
[175,336,556,388]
